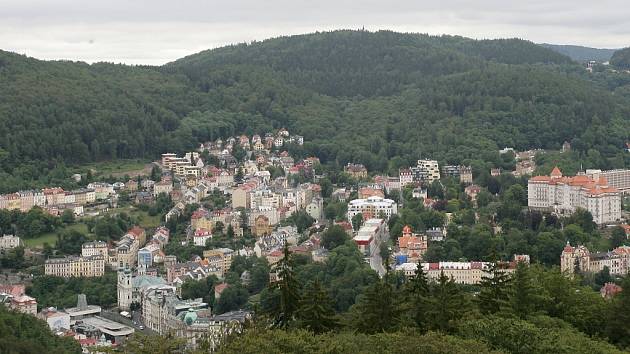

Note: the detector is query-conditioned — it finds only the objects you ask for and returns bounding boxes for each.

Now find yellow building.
[44,255,105,277]
[202,248,234,276]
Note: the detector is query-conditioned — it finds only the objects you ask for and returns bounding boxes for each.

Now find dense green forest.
[540,44,618,63]
[610,47,630,69]
[2,30,630,193]
[0,305,81,353]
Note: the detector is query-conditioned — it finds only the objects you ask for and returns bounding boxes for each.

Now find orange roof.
[215,283,229,294]
[563,242,574,253]
[128,226,145,237]
[550,166,562,177]
[530,175,551,182]
[399,235,424,249]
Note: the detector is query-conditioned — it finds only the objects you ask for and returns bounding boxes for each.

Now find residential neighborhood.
[3,131,630,353]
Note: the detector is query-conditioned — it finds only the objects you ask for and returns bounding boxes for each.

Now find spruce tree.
[426,271,468,333]
[270,243,302,328]
[351,277,401,334]
[508,262,537,319]
[406,260,430,330]
[477,260,511,315]
[297,279,338,333]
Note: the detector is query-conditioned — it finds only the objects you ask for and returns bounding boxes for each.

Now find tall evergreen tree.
[477,259,511,315]
[406,259,430,330]
[269,243,301,329]
[297,279,338,333]
[350,277,402,334]
[426,271,468,333]
[508,262,538,319]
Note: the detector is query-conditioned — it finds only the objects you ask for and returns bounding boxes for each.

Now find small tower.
[117,267,133,311]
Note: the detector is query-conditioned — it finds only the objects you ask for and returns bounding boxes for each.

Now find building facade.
[586,169,630,193]
[0,235,22,249]
[528,167,622,225]
[397,259,523,285]
[347,196,397,225]
[561,242,630,276]
[45,255,106,277]
[82,241,109,258]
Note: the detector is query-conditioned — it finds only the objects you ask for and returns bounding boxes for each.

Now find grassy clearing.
[77,159,150,178]
[129,209,162,229]
[24,223,91,248]
[106,206,162,229]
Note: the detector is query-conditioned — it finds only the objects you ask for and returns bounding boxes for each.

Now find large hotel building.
[528,167,621,225]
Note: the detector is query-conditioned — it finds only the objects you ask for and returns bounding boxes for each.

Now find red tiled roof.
[128,226,144,237]
[550,166,562,177]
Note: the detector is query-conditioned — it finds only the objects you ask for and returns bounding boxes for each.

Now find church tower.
[117,267,133,311]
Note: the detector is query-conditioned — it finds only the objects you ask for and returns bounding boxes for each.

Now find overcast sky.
[1,0,629,65]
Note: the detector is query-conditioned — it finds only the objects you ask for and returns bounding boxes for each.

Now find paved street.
[368,233,388,277]
[101,309,155,335]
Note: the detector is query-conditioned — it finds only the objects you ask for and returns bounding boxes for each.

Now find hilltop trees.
[610,47,630,69]
[3,31,630,197]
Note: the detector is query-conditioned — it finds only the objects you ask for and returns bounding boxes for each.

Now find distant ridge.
[539,43,618,63]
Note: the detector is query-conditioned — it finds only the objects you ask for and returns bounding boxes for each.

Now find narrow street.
[368,232,388,277]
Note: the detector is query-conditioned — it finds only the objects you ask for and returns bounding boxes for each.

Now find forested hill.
[167,31,573,97]
[540,43,618,63]
[1,30,630,192]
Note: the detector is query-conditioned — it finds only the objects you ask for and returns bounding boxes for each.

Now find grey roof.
[132,275,166,288]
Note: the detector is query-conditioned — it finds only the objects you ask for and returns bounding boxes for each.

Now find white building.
[586,169,630,193]
[413,159,441,183]
[0,235,22,249]
[353,218,388,257]
[528,167,622,225]
[347,196,397,226]
[82,241,109,258]
[396,259,522,285]
[399,168,414,187]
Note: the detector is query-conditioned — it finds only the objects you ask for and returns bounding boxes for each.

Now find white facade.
[81,241,109,258]
[396,261,518,285]
[586,169,630,193]
[528,167,621,225]
[347,196,397,225]
[0,235,22,249]
[416,159,441,183]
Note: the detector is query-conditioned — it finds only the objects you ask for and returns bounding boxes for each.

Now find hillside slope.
[0,30,629,191]
[540,44,618,63]
[610,47,630,69]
